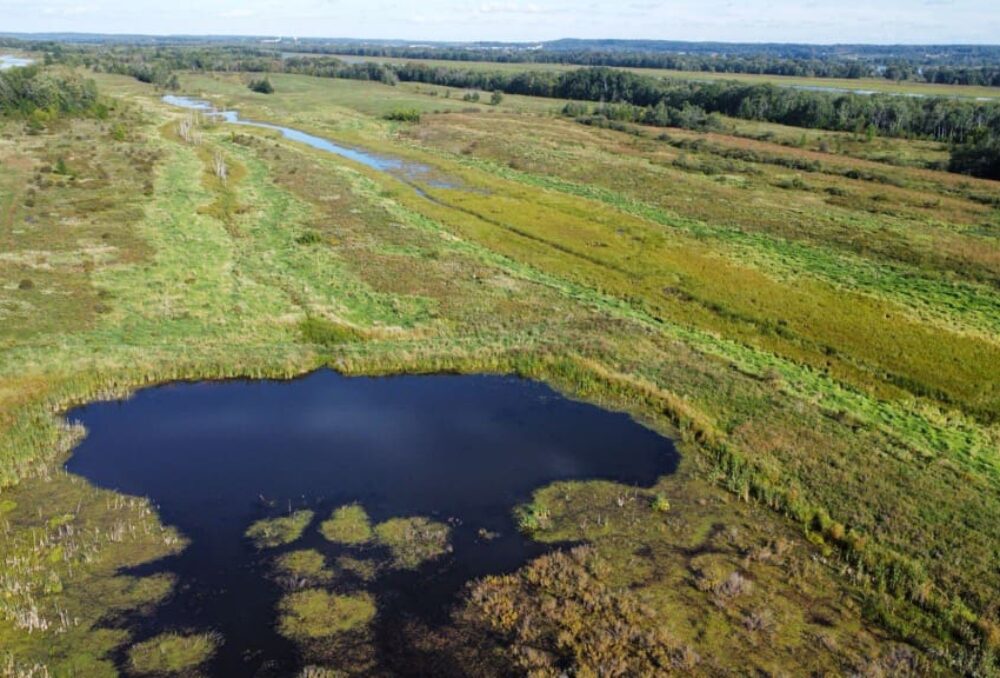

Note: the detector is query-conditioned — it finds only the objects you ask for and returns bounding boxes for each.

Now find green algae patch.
[319,504,373,545]
[128,632,219,674]
[277,589,376,640]
[245,510,314,549]
[273,549,334,585]
[336,556,380,582]
[374,516,451,569]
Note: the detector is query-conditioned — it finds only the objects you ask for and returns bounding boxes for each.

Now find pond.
[66,370,677,675]
[0,55,34,70]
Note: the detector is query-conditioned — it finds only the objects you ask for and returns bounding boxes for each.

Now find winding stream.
[162,94,456,188]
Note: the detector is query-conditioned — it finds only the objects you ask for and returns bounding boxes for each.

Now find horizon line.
[3,31,1000,49]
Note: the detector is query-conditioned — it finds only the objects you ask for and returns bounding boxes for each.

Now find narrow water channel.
[65,371,677,676]
[162,94,456,188]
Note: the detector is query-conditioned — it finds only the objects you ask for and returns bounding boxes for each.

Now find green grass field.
[1,68,998,675]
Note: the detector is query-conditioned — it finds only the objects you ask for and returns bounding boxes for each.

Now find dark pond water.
[66,370,677,676]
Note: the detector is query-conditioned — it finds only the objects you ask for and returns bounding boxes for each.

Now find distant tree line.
[59,38,1000,88]
[919,66,1000,87]
[281,57,399,84]
[332,46,876,79]
[386,65,1000,143]
[72,46,279,89]
[315,45,1000,86]
[10,33,1000,83]
[8,34,1000,62]
[68,48,401,89]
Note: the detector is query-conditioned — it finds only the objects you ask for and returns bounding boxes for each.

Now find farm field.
[0,64,999,676]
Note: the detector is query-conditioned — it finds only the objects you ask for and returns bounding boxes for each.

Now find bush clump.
[248,77,274,94]
[245,510,314,549]
[651,493,671,513]
[295,230,324,245]
[300,316,365,347]
[514,501,551,534]
[461,546,693,675]
[374,516,451,569]
[384,108,421,123]
[320,504,372,545]
[277,589,376,639]
[128,632,220,674]
[273,549,333,585]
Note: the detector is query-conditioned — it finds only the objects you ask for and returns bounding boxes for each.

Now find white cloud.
[477,2,548,13]
[39,2,99,16]
[217,7,257,18]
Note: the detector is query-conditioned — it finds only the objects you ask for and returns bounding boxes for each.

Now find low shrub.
[248,78,274,94]
[384,108,421,123]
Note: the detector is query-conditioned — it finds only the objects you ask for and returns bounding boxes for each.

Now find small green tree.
[490,90,504,106]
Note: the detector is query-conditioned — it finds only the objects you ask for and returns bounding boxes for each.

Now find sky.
[2,0,998,45]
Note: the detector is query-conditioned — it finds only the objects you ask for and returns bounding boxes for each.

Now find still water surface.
[0,55,34,70]
[66,370,677,675]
